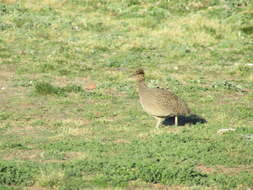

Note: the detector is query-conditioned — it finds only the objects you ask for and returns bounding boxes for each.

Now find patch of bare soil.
[3,149,44,161]
[5,124,48,136]
[26,185,49,190]
[0,72,17,105]
[127,181,209,190]
[64,151,86,160]
[112,139,129,144]
[196,164,253,175]
[151,184,187,190]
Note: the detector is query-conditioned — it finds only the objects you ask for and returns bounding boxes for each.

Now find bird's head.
[132,68,145,81]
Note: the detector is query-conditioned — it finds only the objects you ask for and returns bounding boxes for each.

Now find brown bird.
[133,69,190,128]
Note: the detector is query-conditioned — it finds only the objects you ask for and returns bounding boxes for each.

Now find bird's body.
[133,69,190,128]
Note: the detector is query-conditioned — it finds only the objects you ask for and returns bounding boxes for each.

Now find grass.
[0,0,253,189]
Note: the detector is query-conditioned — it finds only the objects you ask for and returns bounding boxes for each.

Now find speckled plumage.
[133,69,190,128]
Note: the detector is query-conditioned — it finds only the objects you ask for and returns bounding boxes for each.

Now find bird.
[132,68,191,128]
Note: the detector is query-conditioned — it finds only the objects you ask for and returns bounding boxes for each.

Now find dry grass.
[151,14,236,47]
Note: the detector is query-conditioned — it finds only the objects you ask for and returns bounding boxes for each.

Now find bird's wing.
[151,88,190,114]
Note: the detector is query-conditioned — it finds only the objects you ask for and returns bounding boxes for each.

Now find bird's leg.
[175,116,178,126]
[155,117,163,129]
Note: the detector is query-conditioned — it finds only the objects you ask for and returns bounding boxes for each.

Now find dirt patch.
[59,118,90,126]
[5,124,48,136]
[26,185,49,190]
[196,164,253,175]
[0,70,14,77]
[64,151,86,160]
[3,149,44,161]
[113,139,129,144]
[151,184,186,190]
[53,76,99,92]
[216,165,253,175]
[126,181,208,190]
[85,82,97,90]
[196,165,216,174]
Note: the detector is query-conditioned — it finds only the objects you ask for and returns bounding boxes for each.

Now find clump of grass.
[0,113,11,120]
[34,82,83,96]
[0,161,38,186]
[62,84,83,93]
[241,25,253,35]
[38,171,64,189]
[34,81,64,96]
[1,142,26,150]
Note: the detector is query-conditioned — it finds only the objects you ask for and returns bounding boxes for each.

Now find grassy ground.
[0,0,253,189]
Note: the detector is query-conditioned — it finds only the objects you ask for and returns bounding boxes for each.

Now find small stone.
[217,128,236,135]
[85,83,96,90]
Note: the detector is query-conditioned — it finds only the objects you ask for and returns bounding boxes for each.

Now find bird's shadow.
[163,114,207,126]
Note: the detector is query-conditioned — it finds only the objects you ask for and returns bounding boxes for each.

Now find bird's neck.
[137,80,147,90]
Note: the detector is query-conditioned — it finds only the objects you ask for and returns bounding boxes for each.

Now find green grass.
[0,0,253,189]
